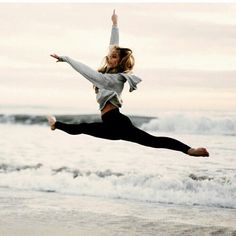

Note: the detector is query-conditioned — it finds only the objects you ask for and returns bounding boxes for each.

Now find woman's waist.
[101,102,118,116]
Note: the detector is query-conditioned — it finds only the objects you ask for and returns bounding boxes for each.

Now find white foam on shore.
[0,164,235,209]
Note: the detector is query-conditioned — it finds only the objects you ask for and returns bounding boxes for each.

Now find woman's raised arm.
[111,9,118,26]
[110,9,119,47]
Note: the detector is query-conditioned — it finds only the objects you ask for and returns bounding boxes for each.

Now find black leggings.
[55,109,191,154]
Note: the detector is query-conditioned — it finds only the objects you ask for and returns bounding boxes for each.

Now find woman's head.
[99,46,135,73]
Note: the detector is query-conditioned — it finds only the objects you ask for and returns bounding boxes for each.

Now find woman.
[48,10,209,157]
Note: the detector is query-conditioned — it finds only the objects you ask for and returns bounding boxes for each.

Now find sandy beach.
[0,188,235,236]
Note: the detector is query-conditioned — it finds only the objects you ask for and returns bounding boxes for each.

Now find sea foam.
[0,164,235,209]
[141,113,236,135]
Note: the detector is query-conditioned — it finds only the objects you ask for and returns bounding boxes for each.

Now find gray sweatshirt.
[60,25,142,110]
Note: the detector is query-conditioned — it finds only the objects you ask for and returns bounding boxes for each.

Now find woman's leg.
[121,125,191,154]
[98,112,191,154]
[110,112,209,156]
[55,121,119,140]
[48,115,119,139]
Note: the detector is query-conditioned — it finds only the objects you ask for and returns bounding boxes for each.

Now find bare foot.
[47,116,56,130]
[187,147,209,157]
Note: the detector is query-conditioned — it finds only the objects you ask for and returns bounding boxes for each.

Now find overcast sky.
[1,3,236,115]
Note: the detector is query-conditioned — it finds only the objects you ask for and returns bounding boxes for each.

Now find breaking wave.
[0,163,235,209]
[141,113,236,136]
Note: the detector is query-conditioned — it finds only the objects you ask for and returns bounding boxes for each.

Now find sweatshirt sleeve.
[60,56,124,90]
[109,25,119,46]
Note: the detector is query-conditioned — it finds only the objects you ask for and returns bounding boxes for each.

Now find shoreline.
[0,188,235,236]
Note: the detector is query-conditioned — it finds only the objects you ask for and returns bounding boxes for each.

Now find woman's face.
[107,49,120,69]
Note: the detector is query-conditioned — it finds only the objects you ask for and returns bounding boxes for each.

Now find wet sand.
[0,188,235,236]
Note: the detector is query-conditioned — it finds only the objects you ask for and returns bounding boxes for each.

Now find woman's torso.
[101,102,118,115]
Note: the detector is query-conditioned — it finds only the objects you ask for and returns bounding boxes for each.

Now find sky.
[0,2,236,115]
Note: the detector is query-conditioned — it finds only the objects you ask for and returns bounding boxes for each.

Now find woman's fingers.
[50,53,61,62]
[50,53,58,59]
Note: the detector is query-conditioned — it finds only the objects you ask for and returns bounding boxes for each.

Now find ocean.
[0,108,236,235]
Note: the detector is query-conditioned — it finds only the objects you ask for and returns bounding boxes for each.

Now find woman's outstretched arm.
[50,54,124,90]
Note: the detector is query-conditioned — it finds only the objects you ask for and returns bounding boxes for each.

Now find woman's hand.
[111,9,118,26]
[50,53,62,62]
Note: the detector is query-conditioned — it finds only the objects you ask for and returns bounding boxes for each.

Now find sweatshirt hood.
[120,73,142,92]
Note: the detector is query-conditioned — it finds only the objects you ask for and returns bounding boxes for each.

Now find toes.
[47,116,56,130]
[202,148,209,156]
[201,148,209,157]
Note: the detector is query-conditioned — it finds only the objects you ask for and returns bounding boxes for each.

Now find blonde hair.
[98,46,135,74]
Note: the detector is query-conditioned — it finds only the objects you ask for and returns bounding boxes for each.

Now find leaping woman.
[48,10,209,157]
